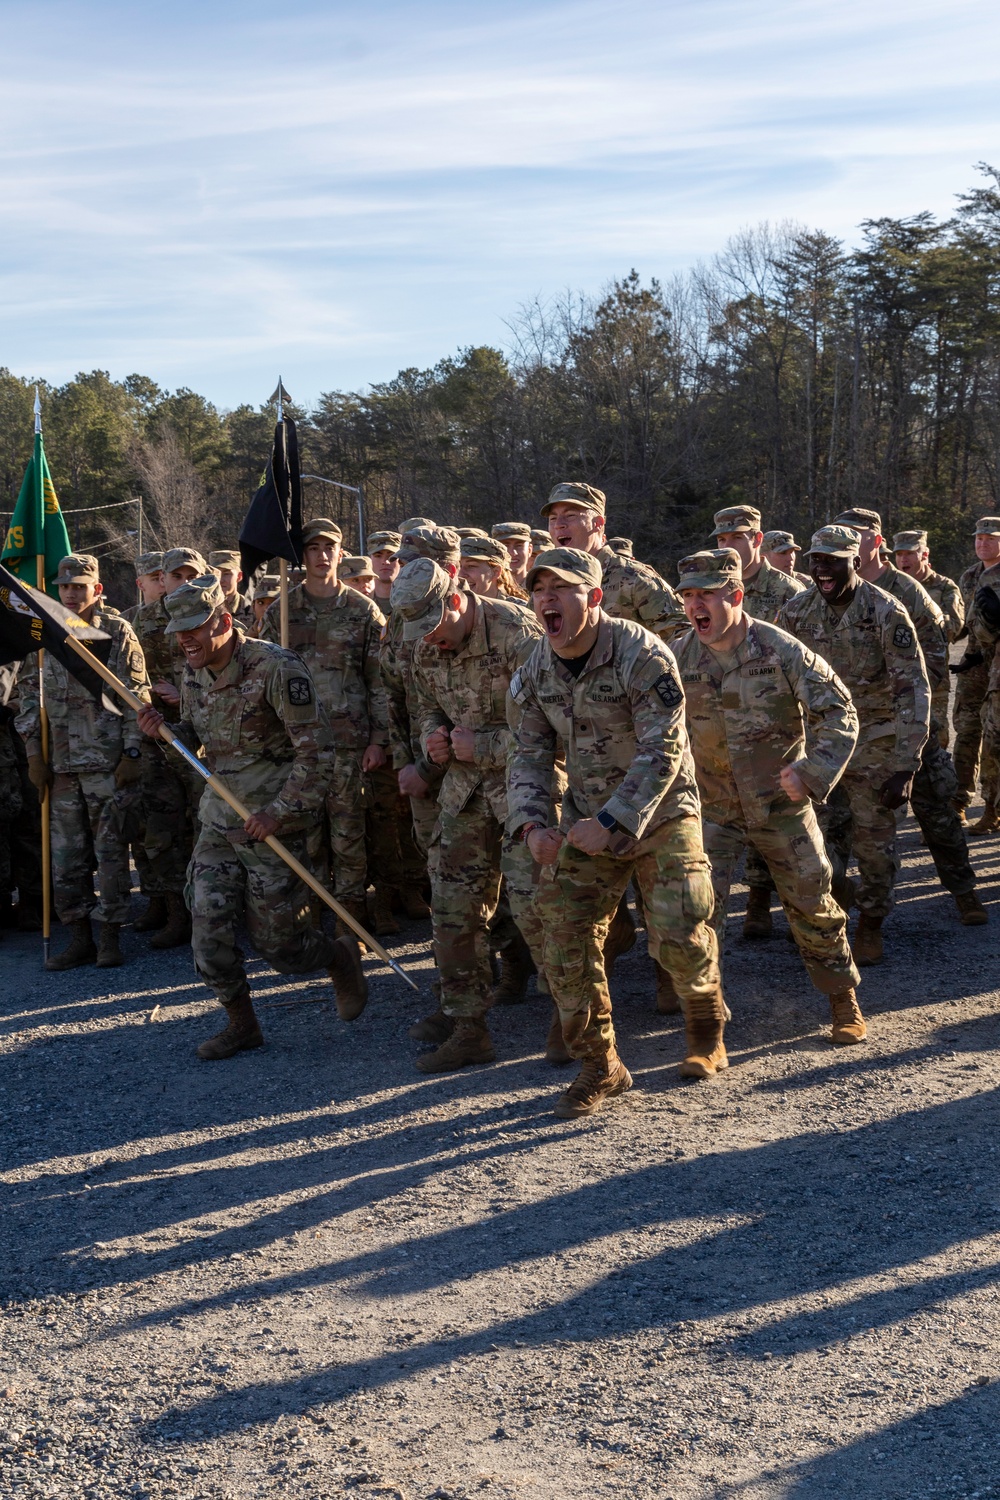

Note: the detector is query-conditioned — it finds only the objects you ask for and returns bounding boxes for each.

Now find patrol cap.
[677,549,743,592]
[133,551,163,577]
[208,549,240,569]
[835,507,882,533]
[491,521,532,542]
[529,529,551,551]
[460,534,507,565]
[252,573,281,602]
[162,547,209,576]
[455,526,490,539]
[398,524,461,568]
[712,505,761,536]
[390,557,457,641]
[525,547,603,593]
[163,573,227,633]
[366,530,401,554]
[339,554,375,581]
[973,516,1000,536]
[893,530,928,552]
[397,515,436,534]
[763,529,800,552]
[540,481,606,518]
[806,525,861,559]
[56,553,100,585]
[302,517,342,546]
[608,537,633,557]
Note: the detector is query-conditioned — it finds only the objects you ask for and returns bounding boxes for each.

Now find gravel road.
[2,806,1000,1500]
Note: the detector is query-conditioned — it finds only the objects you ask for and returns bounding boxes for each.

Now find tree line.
[4,164,1000,593]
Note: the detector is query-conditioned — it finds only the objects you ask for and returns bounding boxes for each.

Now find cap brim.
[677,575,735,592]
[975,529,1000,537]
[711,524,754,536]
[164,607,216,633]
[539,500,601,518]
[525,563,598,591]
[58,574,94,585]
[806,547,856,559]
[400,599,445,641]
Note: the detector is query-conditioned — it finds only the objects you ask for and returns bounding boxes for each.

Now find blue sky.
[2,0,999,409]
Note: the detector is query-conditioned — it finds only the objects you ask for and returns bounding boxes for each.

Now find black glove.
[950,651,984,675]
[974,587,1000,631]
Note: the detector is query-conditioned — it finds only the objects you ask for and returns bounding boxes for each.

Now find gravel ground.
[3,807,1000,1500]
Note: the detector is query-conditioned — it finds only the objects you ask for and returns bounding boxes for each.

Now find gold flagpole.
[56,629,417,990]
[36,551,51,966]
[278,557,289,648]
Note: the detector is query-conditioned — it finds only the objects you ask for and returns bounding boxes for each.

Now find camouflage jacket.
[674,619,858,828]
[742,557,806,624]
[870,563,948,730]
[595,546,689,644]
[132,596,190,721]
[919,569,964,642]
[959,560,985,614]
[16,600,150,773]
[260,582,388,752]
[964,562,1000,691]
[778,581,930,779]
[175,632,333,834]
[412,596,542,821]
[507,614,700,846]
[379,606,444,783]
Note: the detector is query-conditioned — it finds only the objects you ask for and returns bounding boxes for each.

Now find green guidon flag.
[1,430,71,598]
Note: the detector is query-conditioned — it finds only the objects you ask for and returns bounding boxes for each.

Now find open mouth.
[814,570,836,594]
[692,609,712,635]
[542,608,563,637]
[553,532,573,548]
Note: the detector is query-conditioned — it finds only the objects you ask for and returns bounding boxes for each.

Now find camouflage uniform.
[778,552,931,919]
[508,607,719,1063]
[954,556,999,809]
[920,568,964,746]
[594,544,689,643]
[964,559,1000,798]
[399,561,545,1018]
[175,616,340,1004]
[673,589,859,995]
[363,586,426,899]
[16,597,150,925]
[260,579,388,904]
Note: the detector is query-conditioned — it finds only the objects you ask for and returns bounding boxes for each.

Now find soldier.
[123,552,165,622]
[17,554,151,970]
[951,518,1000,832]
[208,549,249,624]
[491,522,532,588]
[529,529,552,567]
[136,575,366,1058]
[894,528,964,750]
[248,574,281,636]
[674,549,865,1044]
[960,529,1000,838]
[607,537,634,558]
[394,556,545,1072]
[456,527,490,540]
[762,529,812,586]
[260,518,388,936]
[129,545,209,946]
[368,530,402,613]
[835,508,985,927]
[508,547,724,1116]
[340,556,376,598]
[777,526,931,965]
[460,534,529,603]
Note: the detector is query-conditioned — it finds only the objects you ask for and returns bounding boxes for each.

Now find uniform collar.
[197,630,247,693]
[548,611,614,680]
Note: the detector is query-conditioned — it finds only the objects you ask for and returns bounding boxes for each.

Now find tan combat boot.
[602,896,636,977]
[197,988,264,1060]
[655,961,682,1015]
[149,892,192,949]
[951,798,968,826]
[554,1050,633,1118]
[955,890,989,926]
[134,895,168,933]
[828,987,867,1045]
[399,886,431,920]
[95,922,124,968]
[408,1009,454,1043]
[371,886,401,938]
[329,935,368,1020]
[491,933,536,1005]
[544,1007,571,1066]
[45,918,97,971]
[852,913,884,966]
[679,987,728,1079]
[742,887,773,940]
[968,800,1000,835]
[416,1017,495,1073]
[336,898,371,953]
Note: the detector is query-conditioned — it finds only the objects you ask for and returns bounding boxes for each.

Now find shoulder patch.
[652,670,683,709]
[287,676,313,706]
[509,666,530,703]
[892,625,913,650]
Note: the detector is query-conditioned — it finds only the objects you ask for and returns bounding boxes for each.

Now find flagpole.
[54,629,418,991]
[275,379,290,648]
[34,391,52,965]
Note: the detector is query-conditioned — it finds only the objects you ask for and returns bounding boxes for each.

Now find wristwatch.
[596,809,618,834]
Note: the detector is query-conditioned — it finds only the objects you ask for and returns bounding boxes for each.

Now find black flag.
[238,416,304,593]
[0,563,119,713]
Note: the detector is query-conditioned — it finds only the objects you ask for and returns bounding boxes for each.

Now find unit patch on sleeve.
[892,625,913,649]
[287,676,313,706]
[653,670,683,709]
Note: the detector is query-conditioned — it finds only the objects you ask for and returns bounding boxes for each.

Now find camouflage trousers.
[186,823,339,1005]
[50,770,133,925]
[953,661,997,806]
[429,789,544,1019]
[932,686,951,750]
[817,766,899,920]
[407,782,441,861]
[704,805,860,994]
[910,737,977,896]
[980,690,1000,804]
[306,748,368,903]
[534,814,719,1062]
[365,762,426,891]
[133,741,203,896]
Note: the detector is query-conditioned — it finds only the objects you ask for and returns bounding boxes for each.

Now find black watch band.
[596,809,618,833]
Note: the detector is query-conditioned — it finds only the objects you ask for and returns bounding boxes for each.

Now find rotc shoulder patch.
[653,670,683,709]
[892,624,913,649]
[287,676,313,706]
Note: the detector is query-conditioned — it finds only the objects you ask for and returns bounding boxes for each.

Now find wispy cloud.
[0,0,998,404]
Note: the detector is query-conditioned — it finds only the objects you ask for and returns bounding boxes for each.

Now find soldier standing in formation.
[762,529,812,586]
[491,522,533,590]
[893,525,965,740]
[952,518,1000,832]
[368,529,402,614]
[340,556,377,597]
